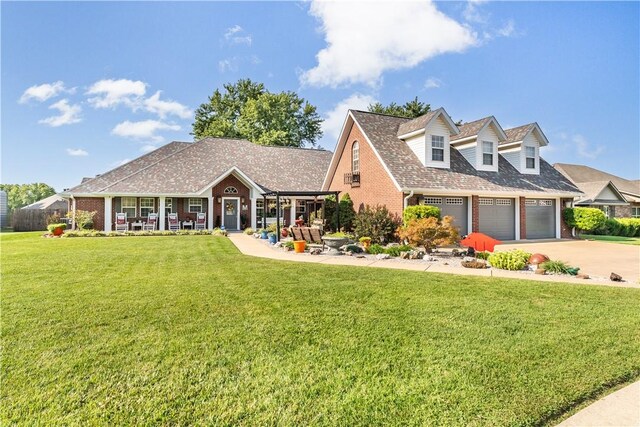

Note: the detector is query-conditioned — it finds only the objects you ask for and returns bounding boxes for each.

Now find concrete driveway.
[497,239,640,283]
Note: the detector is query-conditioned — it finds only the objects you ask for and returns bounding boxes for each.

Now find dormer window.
[482,141,494,166]
[431,135,444,161]
[525,146,536,169]
[352,141,360,172]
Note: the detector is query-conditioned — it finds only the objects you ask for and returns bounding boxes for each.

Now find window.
[165,198,173,215]
[121,197,136,218]
[224,186,238,194]
[140,198,155,218]
[496,199,512,206]
[422,197,442,205]
[632,207,640,218]
[431,135,444,162]
[482,141,494,166]
[446,198,464,205]
[296,199,306,214]
[525,199,537,206]
[601,205,610,218]
[525,146,536,169]
[256,199,265,227]
[352,141,360,173]
[539,200,553,207]
[188,198,203,213]
[479,198,493,206]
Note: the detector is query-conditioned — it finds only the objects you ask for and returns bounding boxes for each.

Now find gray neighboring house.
[554,163,640,218]
[0,190,7,228]
[22,194,69,214]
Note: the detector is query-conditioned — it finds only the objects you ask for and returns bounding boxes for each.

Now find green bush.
[488,250,531,271]
[344,244,363,254]
[323,193,357,232]
[563,207,606,233]
[47,223,67,233]
[323,231,353,239]
[66,209,97,230]
[385,244,413,257]
[244,227,255,235]
[475,251,490,260]
[541,260,570,274]
[403,205,440,224]
[367,244,386,255]
[594,218,640,237]
[354,205,402,244]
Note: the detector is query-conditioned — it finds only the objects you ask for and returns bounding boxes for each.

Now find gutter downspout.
[70,195,76,230]
[403,190,414,210]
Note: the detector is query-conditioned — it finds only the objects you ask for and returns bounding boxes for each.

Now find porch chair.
[168,213,180,232]
[194,212,207,230]
[291,227,304,241]
[115,212,128,233]
[309,228,324,244]
[143,213,158,231]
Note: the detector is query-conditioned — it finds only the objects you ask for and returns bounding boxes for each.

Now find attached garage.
[420,196,468,235]
[478,197,515,240]
[525,199,556,239]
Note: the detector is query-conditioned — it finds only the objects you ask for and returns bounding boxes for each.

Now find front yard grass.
[581,234,640,245]
[2,232,639,425]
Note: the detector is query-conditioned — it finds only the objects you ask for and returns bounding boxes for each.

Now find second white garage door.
[478,197,515,241]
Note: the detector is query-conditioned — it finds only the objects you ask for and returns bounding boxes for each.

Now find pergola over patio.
[261,190,340,242]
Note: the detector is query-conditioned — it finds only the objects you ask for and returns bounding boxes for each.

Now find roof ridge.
[350,109,415,120]
[197,136,331,152]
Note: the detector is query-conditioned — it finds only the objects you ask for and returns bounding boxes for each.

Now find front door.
[223,199,239,230]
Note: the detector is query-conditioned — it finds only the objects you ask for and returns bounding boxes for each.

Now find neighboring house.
[62,138,333,231]
[323,109,582,240]
[554,163,640,218]
[0,190,7,228]
[22,194,69,215]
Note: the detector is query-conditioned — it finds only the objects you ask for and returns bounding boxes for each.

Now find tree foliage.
[403,205,441,224]
[396,216,460,252]
[563,207,606,233]
[0,183,56,211]
[353,205,402,244]
[66,209,97,230]
[324,193,357,232]
[192,79,322,147]
[367,96,431,118]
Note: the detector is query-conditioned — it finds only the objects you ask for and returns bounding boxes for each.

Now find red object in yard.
[53,227,64,236]
[295,219,304,227]
[460,232,502,252]
[281,228,289,238]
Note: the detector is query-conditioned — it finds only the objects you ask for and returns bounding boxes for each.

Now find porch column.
[251,197,257,229]
[514,196,521,241]
[289,197,297,225]
[71,197,77,230]
[159,197,166,231]
[208,195,214,230]
[104,196,112,232]
[555,197,562,239]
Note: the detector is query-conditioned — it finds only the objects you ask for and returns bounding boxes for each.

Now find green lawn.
[2,233,639,425]
[582,234,640,245]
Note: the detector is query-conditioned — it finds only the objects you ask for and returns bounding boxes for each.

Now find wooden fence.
[12,209,66,232]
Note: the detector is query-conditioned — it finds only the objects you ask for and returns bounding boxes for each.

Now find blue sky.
[2,1,639,192]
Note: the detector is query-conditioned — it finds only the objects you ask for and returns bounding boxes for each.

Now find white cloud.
[143,91,192,119]
[573,134,604,159]
[301,0,476,87]
[224,25,252,45]
[66,148,88,156]
[111,120,180,143]
[86,78,146,109]
[323,93,377,140]
[38,99,82,127]
[497,19,516,37]
[19,81,67,103]
[463,0,489,24]
[218,58,237,73]
[424,77,442,89]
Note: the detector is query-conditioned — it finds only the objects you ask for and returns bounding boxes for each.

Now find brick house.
[554,163,640,218]
[62,137,332,231]
[323,109,583,240]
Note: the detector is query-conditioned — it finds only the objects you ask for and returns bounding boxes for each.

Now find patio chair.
[143,213,158,231]
[194,212,206,230]
[309,228,324,243]
[291,227,304,241]
[168,213,180,232]
[301,227,313,243]
[115,212,128,233]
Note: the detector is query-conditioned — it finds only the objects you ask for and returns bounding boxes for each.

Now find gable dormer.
[397,108,459,169]
[499,123,549,175]
[450,116,507,172]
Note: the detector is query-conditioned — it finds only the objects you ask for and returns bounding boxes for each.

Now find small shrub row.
[384,244,413,257]
[488,250,532,271]
[592,218,640,237]
[540,260,580,275]
[59,229,223,238]
[47,223,67,233]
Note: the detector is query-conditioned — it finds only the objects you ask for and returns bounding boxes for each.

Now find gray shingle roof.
[396,110,439,136]
[21,194,67,210]
[503,124,534,145]
[554,163,640,197]
[450,117,492,141]
[351,110,581,195]
[571,181,626,204]
[68,138,332,195]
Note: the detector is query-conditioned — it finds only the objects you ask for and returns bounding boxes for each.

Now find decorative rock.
[423,255,435,262]
[400,251,410,259]
[355,254,366,259]
[274,242,283,248]
[376,253,390,260]
[529,253,550,265]
[443,262,449,266]
[462,256,475,263]
[283,246,292,252]
[461,260,487,269]
[409,250,425,260]
[610,272,623,282]
[576,273,590,279]
[309,248,323,255]
[466,247,476,257]
[535,268,546,275]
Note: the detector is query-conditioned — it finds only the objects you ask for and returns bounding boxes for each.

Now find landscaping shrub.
[593,218,640,237]
[45,213,62,225]
[212,228,228,236]
[488,250,531,271]
[402,205,440,224]
[66,209,97,230]
[384,244,413,257]
[354,205,401,244]
[323,231,353,239]
[563,207,606,234]
[396,216,459,253]
[244,227,255,235]
[475,251,490,260]
[540,260,571,275]
[60,230,216,238]
[323,193,357,232]
[46,223,67,233]
[367,244,386,254]
[344,244,363,254]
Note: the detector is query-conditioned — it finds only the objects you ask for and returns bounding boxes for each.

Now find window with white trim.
[446,198,464,205]
[121,197,136,218]
[352,141,360,173]
[479,198,493,206]
[632,207,640,218]
[525,199,537,206]
[188,198,203,213]
[165,198,173,215]
[431,135,444,162]
[496,199,512,206]
[482,141,494,166]
[422,197,442,205]
[539,200,552,207]
[224,186,238,194]
[256,199,265,227]
[296,199,306,215]
[140,197,155,218]
[525,146,536,169]
[601,205,610,218]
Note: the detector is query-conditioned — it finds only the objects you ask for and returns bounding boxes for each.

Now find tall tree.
[192,79,323,147]
[367,96,431,118]
[0,183,56,211]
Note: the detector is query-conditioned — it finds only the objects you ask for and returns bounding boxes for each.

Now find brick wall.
[75,197,105,231]
[327,122,404,217]
[519,197,527,239]
[560,198,574,238]
[471,195,479,232]
[212,174,251,229]
[176,198,209,223]
[614,205,631,218]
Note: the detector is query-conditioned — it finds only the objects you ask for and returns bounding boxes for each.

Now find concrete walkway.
[228,233,639,288]
[556,381,640,426]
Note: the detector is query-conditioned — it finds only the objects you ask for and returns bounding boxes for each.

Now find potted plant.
[260,228,269,239]
[47,223,67,236]
[321,232,352,255]
[267,232,277,244]
[281,228,289,238]
[293,240,306,253]
[359,236,372,250]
